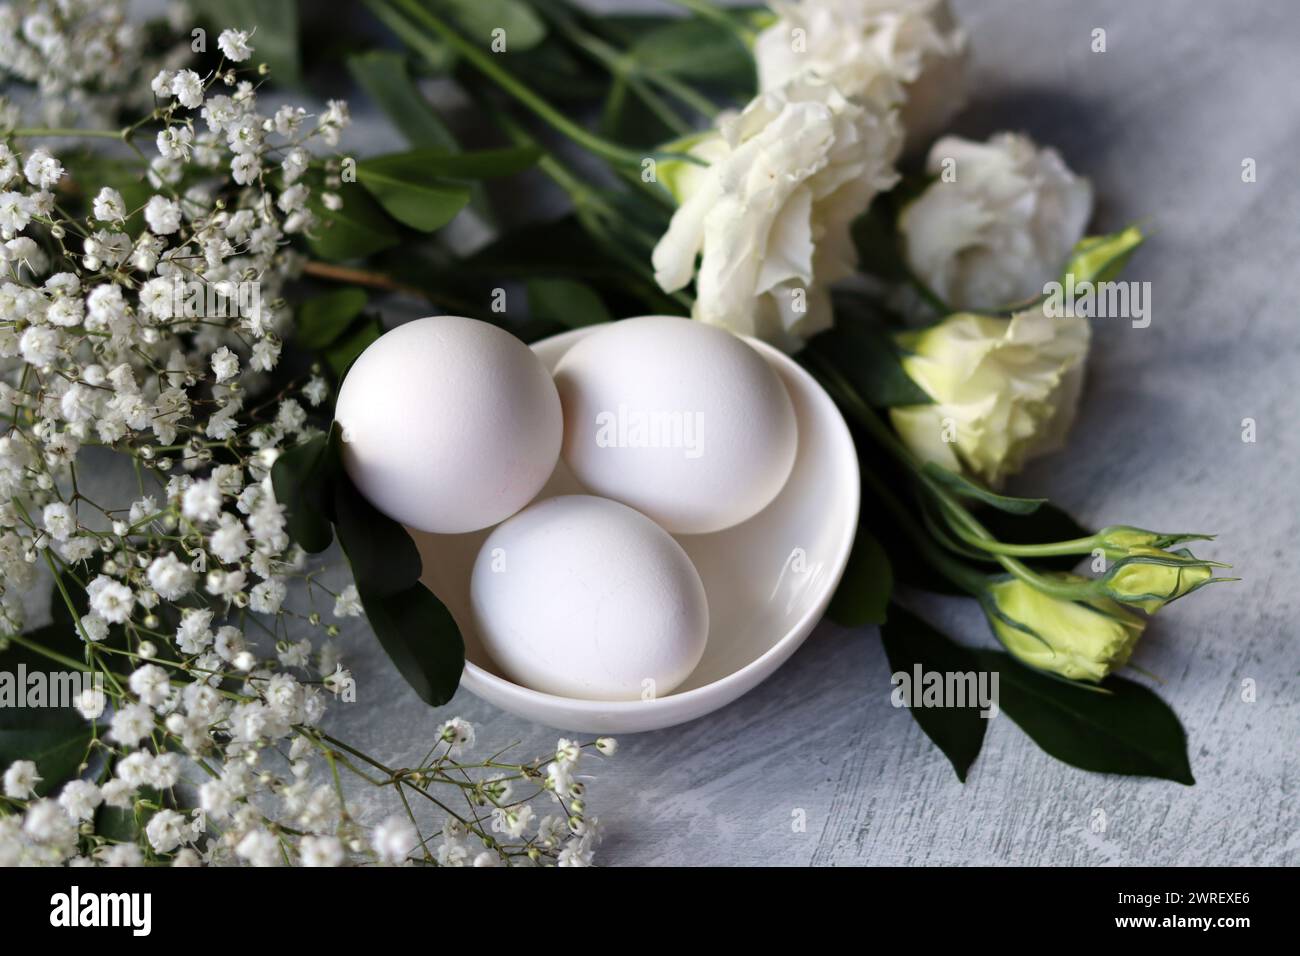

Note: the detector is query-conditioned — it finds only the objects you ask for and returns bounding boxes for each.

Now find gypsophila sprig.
[0,24,614,868]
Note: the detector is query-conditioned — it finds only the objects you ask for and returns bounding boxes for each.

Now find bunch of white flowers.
[0,22,613,868]
[0,0,187,129]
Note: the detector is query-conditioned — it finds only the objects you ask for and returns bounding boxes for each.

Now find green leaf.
[626,16,754,89]
[923,462,1046,515]
[357,169,470,233]
[331,472,422,598]
[361,146,541,181]
[976,651,1195,784]
[356,582,465,707]
[356,146,540,235]
[527,278,612,329]
[193,0,301,86]
[296,289,368,350]
[62,153,151,234]
[979,504,1093,574]
[270,427,339,554]
[597,73,677,149]
[365,0,459,72]
[439,0,546,52]
[307,178,401,261]
[0,626,94,796]
[880,606,989,782]
[851,204,908,282]
[0,719,92,797]
[828,529,892,627]
[805,311,931,408]
[325,316,382,380]
[347,50,458,149]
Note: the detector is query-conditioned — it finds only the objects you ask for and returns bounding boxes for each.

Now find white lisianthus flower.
[652,76,901,349]
[901,133,1094,311]
[889,308,1090,486]
[754,0,968,150]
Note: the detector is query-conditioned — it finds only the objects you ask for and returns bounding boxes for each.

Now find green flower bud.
[984,574,1145,682]
[1099,548,1224,614]
[1062,225,1145,285]
[1095,525,1215,558]
[654,130,726,204]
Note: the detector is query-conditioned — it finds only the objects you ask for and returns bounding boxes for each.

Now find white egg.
[554,316,798,534]
[470,495,709,701]
[335,316,562,534]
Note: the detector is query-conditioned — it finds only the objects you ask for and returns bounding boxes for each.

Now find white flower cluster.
[0,0,180,129]
[0,20,615,867]
[652,0,966,349]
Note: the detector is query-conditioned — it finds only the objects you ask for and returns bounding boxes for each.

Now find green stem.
[4,630,92,672]
[547,8,693,135]
[804,354,1090,601]
[858,466,987,595]
[377,0,673,168]
[554,3,720,122]
[941,522,1102,558]
[43,550,95,646]
[10,127,125,140]
[665,0,760,45]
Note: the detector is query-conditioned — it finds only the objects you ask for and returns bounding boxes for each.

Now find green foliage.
[193,0,301,85]
[880,606,988,782]
[828,529,892,628]
[296,289,368,350]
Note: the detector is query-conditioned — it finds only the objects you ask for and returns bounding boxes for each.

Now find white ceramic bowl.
[409,326,860,733]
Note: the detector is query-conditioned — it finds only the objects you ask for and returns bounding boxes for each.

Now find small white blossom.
[23,148,63,189]
[58,780,102,821]
[372,816,416,864]
[437,717,475,758]
[147,552,194,600]
[144,195,182,235]
[217,28,254,62]
[41,501,75,542]
[171,70,205,109]
[3,760,41,799]
[299,834,343,866]
[91,187,126,222]
[87,573,134,624]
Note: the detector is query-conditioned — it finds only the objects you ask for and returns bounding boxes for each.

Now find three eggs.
[334,315,798,701]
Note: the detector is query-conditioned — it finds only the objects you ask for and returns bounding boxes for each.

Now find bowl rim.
[459,325,861,717]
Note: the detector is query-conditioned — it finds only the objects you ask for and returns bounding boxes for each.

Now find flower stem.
[10,127,126,140]
[376,0,668,168]
[665,0,761,45]
[804,353,1089,600]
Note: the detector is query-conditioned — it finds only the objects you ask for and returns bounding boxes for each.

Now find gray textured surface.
[317,0,1300,866]
[40,0,1293,866]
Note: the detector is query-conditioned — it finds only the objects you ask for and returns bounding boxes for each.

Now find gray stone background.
[56,0,1289,865]
[317,0,1300,866]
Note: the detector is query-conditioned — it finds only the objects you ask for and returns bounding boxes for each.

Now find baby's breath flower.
[217,28,254,63]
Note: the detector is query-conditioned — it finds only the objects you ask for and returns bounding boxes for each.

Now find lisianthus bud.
[1098,548,1223,614]
[890,308,1089,485]
[984,574,1144,682]
[1095,525,1214,559]
[1061,225,1145,287]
